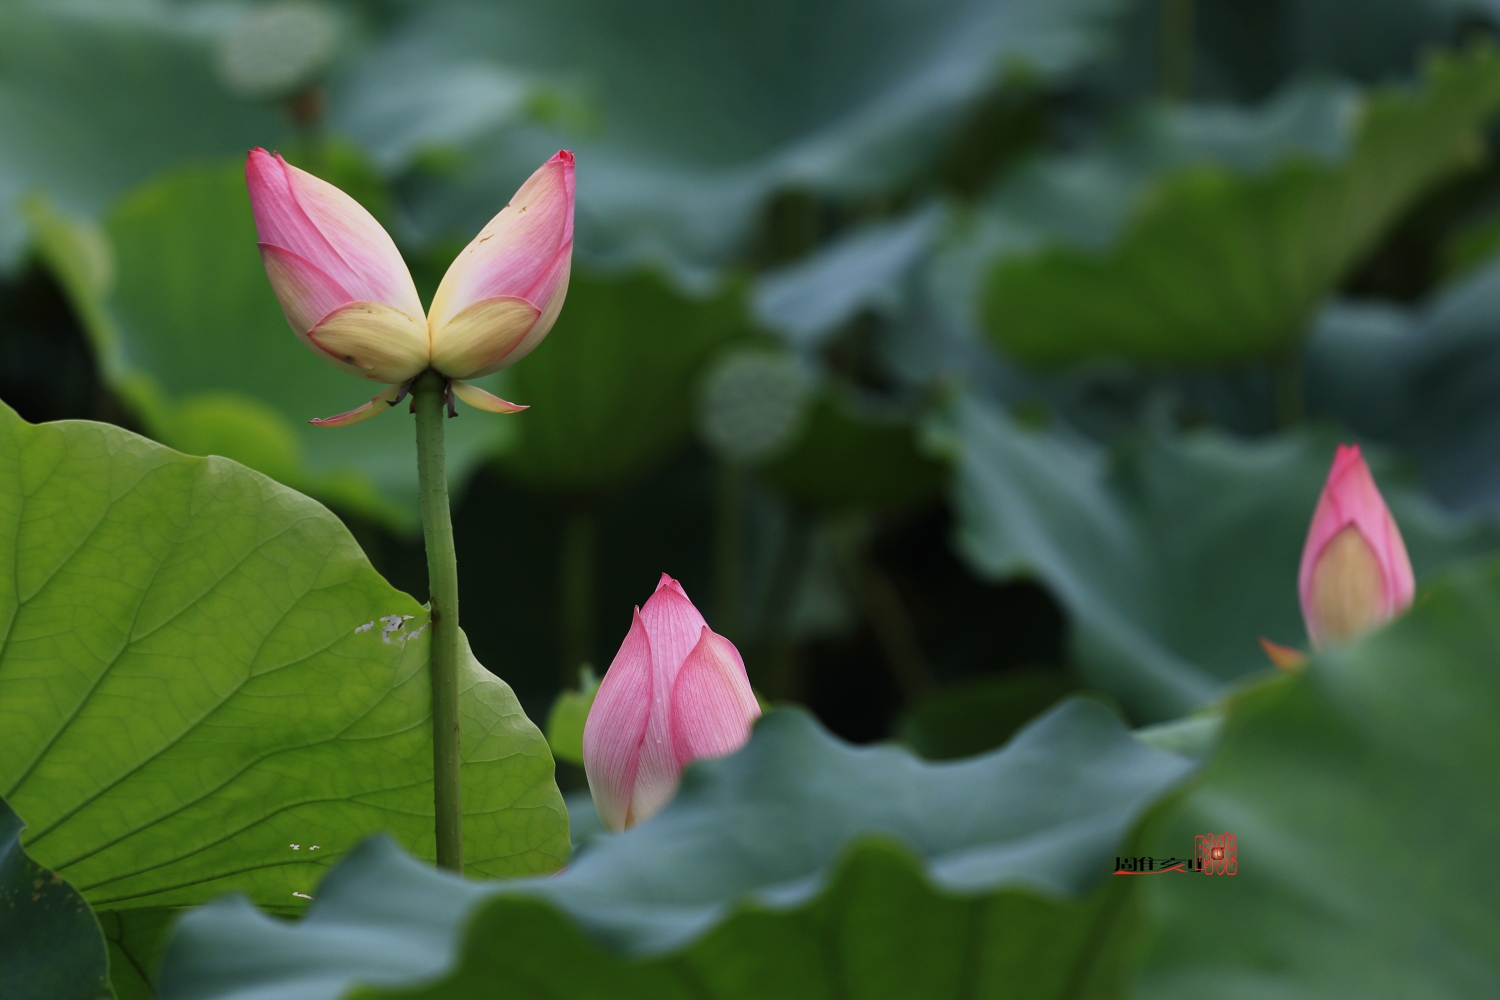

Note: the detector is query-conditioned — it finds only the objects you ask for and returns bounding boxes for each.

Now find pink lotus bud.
[427,150,575,380]
[1298,444,1414,648]
[245,148,428,384]
[246,149,571,425]
[581,574,760,831]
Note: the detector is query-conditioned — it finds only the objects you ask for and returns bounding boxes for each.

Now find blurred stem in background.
[413,372,463,874]
[558,503,598,688]
[832,517,933,704]
[1275,347,1305,429]
[286,85,327,176]
[753,509,812,700]
[714,463,747,644]
[1160,0,1195,99]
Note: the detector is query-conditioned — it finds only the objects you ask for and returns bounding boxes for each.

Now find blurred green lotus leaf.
[157,699,1192,999]
[982,46,1500,365]
[0,402,568,992]
[27,159,513,528]
[759,390,946,512]
[0,794,110,1000]
[495,270,751,495]
[942,393,1500,721]
[1309,256,1500,516]
[155,553,1500,998]
[352,0,1125,276]
[896,668,1079,761]
[1134,555,1500,996]
[0,0,286,270]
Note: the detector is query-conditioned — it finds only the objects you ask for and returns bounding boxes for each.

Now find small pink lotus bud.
[582,574,760,831]
[1298,444,1414,648]
[246,148,428,384]
[427,150,574,380]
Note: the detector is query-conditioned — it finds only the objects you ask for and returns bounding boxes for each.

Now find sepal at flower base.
[1258,637,1309,672]
[308,383,404,427]
[451,381,527,414]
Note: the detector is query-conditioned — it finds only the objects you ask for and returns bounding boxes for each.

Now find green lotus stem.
[413,371,463,873]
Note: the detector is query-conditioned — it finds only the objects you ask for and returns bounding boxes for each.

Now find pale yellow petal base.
[430,296,539,380]
[310,301,431,383]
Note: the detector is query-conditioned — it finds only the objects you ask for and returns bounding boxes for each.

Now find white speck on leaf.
[354,622,374,633]
[290,844,300,850]
[380,614,416,643]
[293,892,313,900]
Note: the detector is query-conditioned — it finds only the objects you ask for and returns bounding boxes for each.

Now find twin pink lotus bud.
[582,575,761,831]
[244,148,574,425]
[1297,444,1415,649]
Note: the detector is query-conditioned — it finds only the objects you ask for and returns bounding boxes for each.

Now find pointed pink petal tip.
[654,573,687,596]
[551,149,575,166]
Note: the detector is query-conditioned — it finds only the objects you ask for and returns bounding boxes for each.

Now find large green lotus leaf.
[942,393,1500,721]
[350,0,1122,274]
[495,270,749,495]
[28,161,516,528]
[100,907,181,1000]
[0,794,110,1000]
[156,699,1194,999]
[1130,556,1500,997]
[982,47,1500,365]
[0,0,285,270]
[0,402,568,923]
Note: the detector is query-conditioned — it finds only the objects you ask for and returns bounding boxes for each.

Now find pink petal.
[473,249,572,378]
[308,384,402,427]
[628,574,709,826]
[281,155,425,320]
[428,150,575,334]
[247,149,348,288]
[245,149,424,323]
[450,380,527,414]
[582,609,653,832]
[639,574,708,687]
[1297,444,1415,645]
[259,243,355,338]
[670,627,760,768]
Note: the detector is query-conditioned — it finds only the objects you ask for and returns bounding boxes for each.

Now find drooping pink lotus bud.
[427,150,574,380]
[1298,444,1414,648]
[246,148,429,384]
[582,574,760,831]
[245,149,573,424]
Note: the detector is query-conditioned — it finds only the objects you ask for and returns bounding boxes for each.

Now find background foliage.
[4,0,1500,996]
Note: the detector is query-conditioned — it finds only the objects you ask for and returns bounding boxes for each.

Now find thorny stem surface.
[414,371,463,873]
